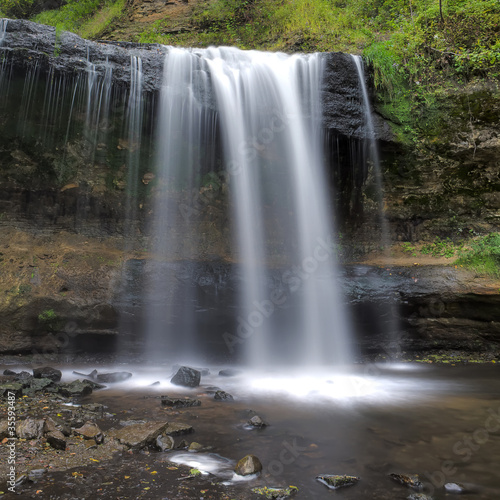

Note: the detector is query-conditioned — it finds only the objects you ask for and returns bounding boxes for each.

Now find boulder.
[0,382,23,397]
[58,380,93,397]
[170,366,201,387]
[109,421,170,450]
[82,379,106,390]
[44,416,71,437]
[316,474,360,489]
[46,430,66,450]
[95,372,132,383]
[247,415,267,428]
[163,422,194,436]
[214,390,233,401]
[27,377,56,394]
[33,367,62,382]
[235,454,263,476]
[16,418,44,439]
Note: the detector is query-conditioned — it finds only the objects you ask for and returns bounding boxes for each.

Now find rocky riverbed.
[1,360,500,499]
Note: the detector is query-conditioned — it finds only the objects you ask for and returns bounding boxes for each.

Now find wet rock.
[58,380,93,397]
[188,441,204,452]
[46,430,67,450]
[0,382,23,397]
[389,473,423,490]
[408,494,433,500]
[164,422,194,436]
[252,486,299,499]
[155,434,175,451]
[44,416,71,437]
[14,371,33,383]
[445,482,466,493]
[27,377,56,394]
[3,369,16,376]
[176,439,189,449]
[316,474,360,489]
[150,381,160,386]
[170,366,201,387]
[74,421,103,443]
[16,418,44,439]
[235,454,263,476]
[161,396,201,408]
[248,415,267,428]
[96,371,132,383]
[109,421,170,450]
[82,379,106,390]
[33,366,62,382]
[218,368,242,377]
[214,390,234,401]
[173,364,210,376]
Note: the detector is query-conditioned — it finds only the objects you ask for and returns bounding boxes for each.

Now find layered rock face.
[0,20,498,358]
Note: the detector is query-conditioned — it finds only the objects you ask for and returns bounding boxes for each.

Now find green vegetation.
[456,233,500,278]
[401,237,462,258]
[29,0,126,40]
[38,308,62,331]
[400,233,500,278]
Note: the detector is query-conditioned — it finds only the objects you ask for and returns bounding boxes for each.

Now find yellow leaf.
[124,476,130,479]
[151,471,158,474]
[89,458,100,462]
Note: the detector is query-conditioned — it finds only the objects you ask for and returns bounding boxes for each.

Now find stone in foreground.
[408,494,433,500]
[170,366,201,387]
[16,418,44,439]
[316,474,360,489]
[214,390,234,401]
[252,486,299,499]
[235,454,263,476]
[46,430,67,450]
[95,372,132,383]
[248,415,267,428]
[161,396,201,408]
[444,482,466,493]
[33,367,62,382]
[389,473,423,490]
[58,380,93,397]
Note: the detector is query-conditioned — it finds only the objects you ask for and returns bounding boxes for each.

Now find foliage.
[421,237,459,258]
[32,0,126,39]
[456,233,500,278]
[38,308,62,331]
[0,0,42,18]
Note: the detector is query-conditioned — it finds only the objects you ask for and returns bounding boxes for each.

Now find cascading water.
[145,47,353,368]
[144,47,219,362]
[352,55,400,358]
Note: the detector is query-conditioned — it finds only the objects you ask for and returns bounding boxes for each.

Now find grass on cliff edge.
[456,233,500,279]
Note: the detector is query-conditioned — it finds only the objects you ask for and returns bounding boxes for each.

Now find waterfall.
[144,47,353,368]
[0,18,7,46]
[352,55,400,358]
